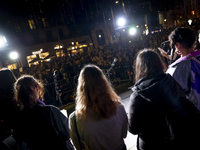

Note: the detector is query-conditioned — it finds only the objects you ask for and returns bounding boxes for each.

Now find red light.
[191,11,195,15]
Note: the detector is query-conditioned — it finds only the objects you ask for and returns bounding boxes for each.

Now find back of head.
[0,68,16,94]
[14,75,44,108]
[135,49,164,82]
[168,27,196,49]
[76,64,120,120]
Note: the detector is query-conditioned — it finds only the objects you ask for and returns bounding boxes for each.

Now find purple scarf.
[37,99,45,105]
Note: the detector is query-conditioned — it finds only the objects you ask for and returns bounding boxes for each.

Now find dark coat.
[15,102,74,150]
[128,73,200,150]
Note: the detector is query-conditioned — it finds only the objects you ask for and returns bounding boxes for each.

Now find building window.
[14,25,21,32]
[54,44,63,49]
[58,29,64,40]
[42,18,48,28]
[28,19,36,30]
[7,63,17,70]
[46,30,53,41]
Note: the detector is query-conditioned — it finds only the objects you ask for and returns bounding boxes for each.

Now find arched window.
[54,43,65,57]
[54,43,63,49]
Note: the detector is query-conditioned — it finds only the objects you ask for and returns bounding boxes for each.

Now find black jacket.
[128,73,200,150]
[15,101,74,150]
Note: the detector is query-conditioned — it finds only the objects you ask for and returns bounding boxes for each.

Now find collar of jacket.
[131,73,171,103]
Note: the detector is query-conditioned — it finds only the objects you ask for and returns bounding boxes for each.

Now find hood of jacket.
[132,73,186,106]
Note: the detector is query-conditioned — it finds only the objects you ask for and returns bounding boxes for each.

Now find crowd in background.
[1,26,200,150]
[12,28,175,85]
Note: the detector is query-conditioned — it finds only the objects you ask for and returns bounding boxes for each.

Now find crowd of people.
[12,28,175,86]
[1,27,200,150]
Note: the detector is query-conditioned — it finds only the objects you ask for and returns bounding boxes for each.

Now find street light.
[188,19,192,25]
[117,18,126,27]
[9,51,18,60]
[129,28,136,35]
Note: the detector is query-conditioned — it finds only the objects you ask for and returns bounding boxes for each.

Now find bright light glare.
[188,19,192,25]
[129,28,136,35]
[0,38,5,48]
[117,18,126,26]
[10,51,18,60]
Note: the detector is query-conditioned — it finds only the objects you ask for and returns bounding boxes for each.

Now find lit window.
[28,19,36,30]
[42,18,47,28]
[54,44,63,49]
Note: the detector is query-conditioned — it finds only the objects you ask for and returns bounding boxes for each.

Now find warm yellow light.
[72,42,74,45]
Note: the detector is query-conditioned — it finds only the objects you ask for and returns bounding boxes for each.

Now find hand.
[158,48,170,59]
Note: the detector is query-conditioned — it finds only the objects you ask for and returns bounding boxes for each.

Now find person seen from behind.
[14,75,74,150]
[0,68,20,148]
[128,49,200,150]
[69,64,128,150]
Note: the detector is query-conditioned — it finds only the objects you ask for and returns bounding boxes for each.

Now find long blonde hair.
[76,64,121,120]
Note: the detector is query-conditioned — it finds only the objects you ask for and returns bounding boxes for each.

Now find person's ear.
[35,85,39,92]
[176,42,182,48]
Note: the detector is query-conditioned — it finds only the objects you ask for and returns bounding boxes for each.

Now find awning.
[29,58,43,63]
[44,54,56,60]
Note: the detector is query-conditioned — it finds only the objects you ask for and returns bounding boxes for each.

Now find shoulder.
[68,111,75,127]
[69,111,75,120]
[167,59,191,76]
[116,103,126,113]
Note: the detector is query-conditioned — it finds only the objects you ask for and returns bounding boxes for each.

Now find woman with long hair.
[69,64,128,150]
[0,68,19,142]
[14,75,74,150]
[128,49,200,150]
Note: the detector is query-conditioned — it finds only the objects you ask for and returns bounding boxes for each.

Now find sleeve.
[128,93,146,135]
[68,112,82,150]
[119,104,128,138]
[51,106,70,140]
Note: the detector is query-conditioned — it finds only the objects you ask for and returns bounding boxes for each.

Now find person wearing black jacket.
[14,75,74,150]
[128,49,200,150]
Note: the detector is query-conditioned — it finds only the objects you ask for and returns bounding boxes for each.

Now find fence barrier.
[44,65,133,107]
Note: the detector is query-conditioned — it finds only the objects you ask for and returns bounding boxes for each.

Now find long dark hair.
[135,49,164,83]
[0,68,16,94]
